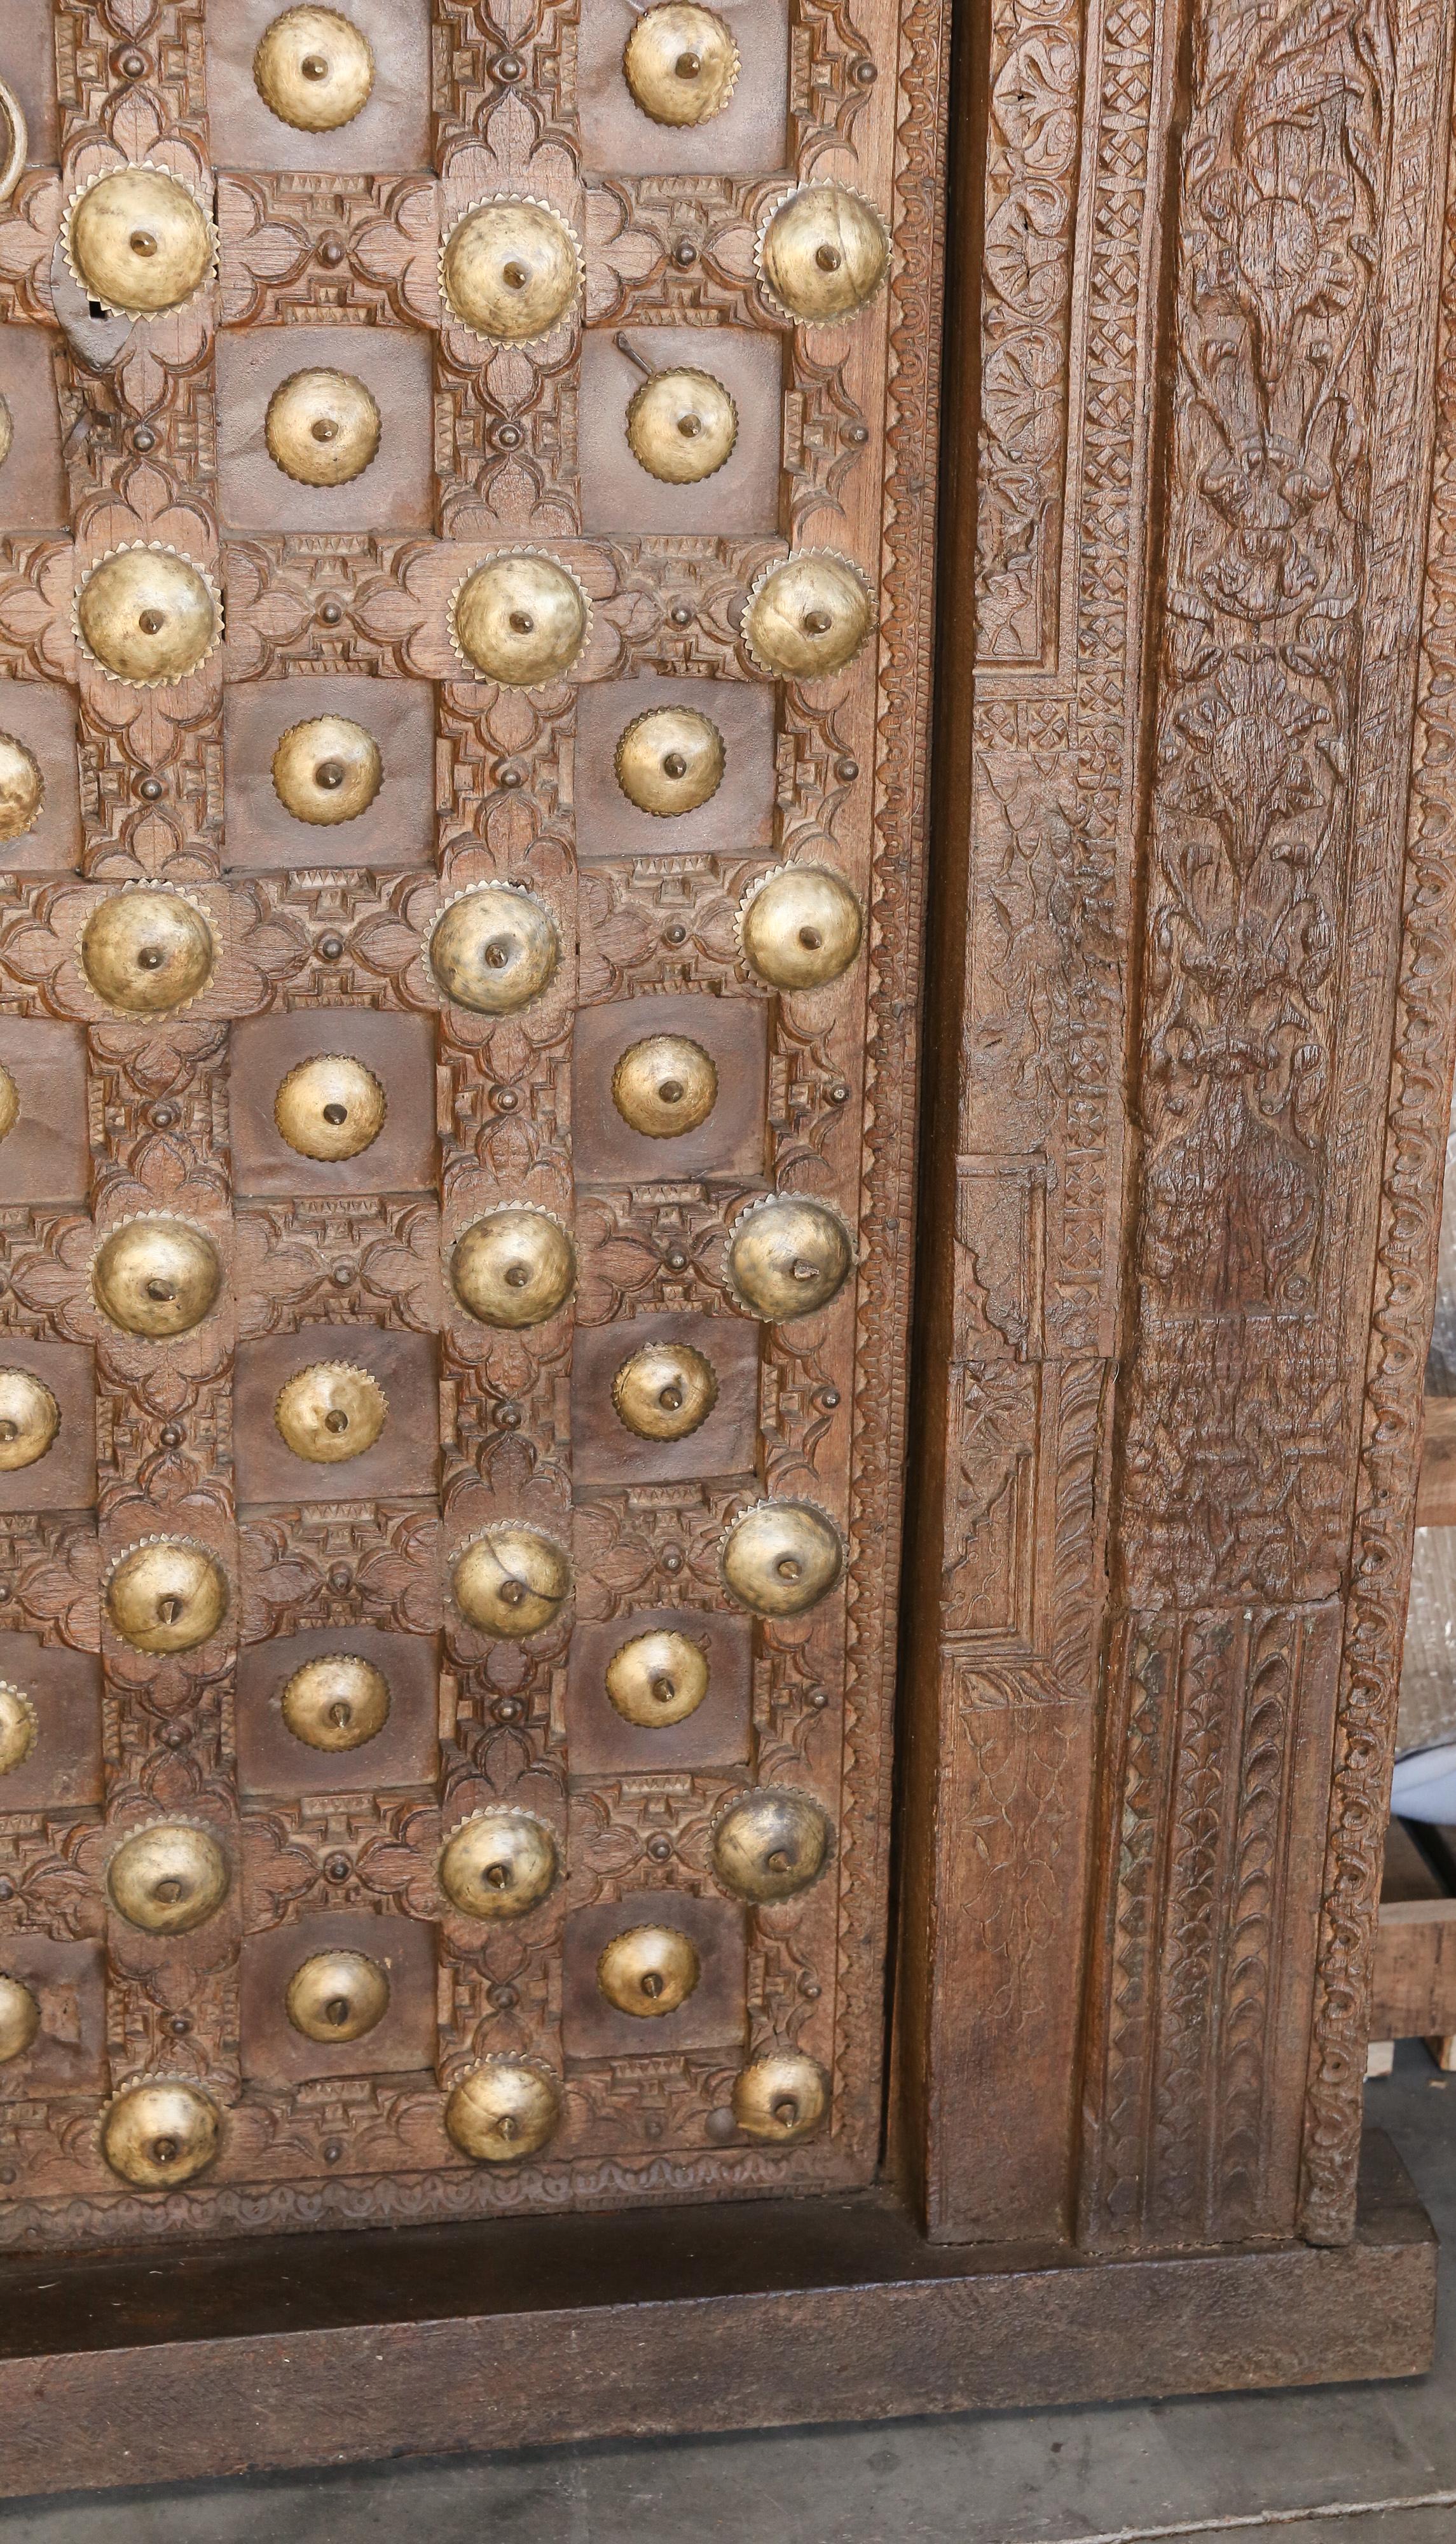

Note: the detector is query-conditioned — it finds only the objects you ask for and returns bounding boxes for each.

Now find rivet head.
[81,888,213,1013]
[0,733,43,842]
[286,1947,389,2044]
[105,1539,228,1654]
[613,1339,717,1442]
[439,1809,558,1921]
[605,1628,710,1727]
[615,705,725,816]
[441,198,580,342]
[722,1500,842,1618]
[446,2059,561,2161]
[611,1033,717,1138]
[453,1524,572,1640]
[429,883,561,1014]
[0,1371,58,1472]
[597,1924,699,2018]
[731,2050,828,2143]
[92,1218,221,1338]
[76,550,217,688]
[281,1653,391,1752]
[451,1206,576,1329]
[626,366,738,484]
[254,6,376,130]
[107,1823,230,1935]
[273,1053,387,1161]
[271,714,383,826]
[265,368,381,487]
[275,1361,387,1465]
[0,1681,37,1777]
[712,1788,831,1902]
[0,1974,39,2064]
[623,3,739,125]
[102,2079,221,2188]
[727,1196,852,1321]
[66,167,214,316]
[758,184,889,323]
[743,553,872,679]
[739,865,863,990]
[451,553,588,686]
[0,1063,17,1147]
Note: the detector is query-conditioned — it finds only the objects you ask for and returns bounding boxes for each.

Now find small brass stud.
[429,882,561,1014]
[622,3,739,125]
[611,1033,717,1138]
[254,7,376,130]
[273,1053,388,1161]
[0,1064,17,1145]
[0,1369,57,1471]
[451,1207,576,1329]
[285,1947,389,2044]
[281,1653,391,1752]
[439,1809,558,1920]
[731,2049,827,2142]
[102,2078,221,2188]
[0,1973,39,2064]
[626,366,738,485]
[446,2059,561,2160]
[0,1681,37,1777]
[738,864,863,990]
[605,1628,710,1727]
[271,714,383,826]
[453,1524,572,1639]
[92,1217,221,1338]
[720,1499,842,1618]
[107,1823,230,1935]
[0,394,11,471]
[757,184,889,324]
[596,1923,699,2018]
[612,1339,718,1442]
[265,369,381,487]
[0,732,42,841]
[614,706,725,816]
[441,198,581,343]
[105,1538,228,1653]
[275,1362,387,1464]
[742,553,872,680]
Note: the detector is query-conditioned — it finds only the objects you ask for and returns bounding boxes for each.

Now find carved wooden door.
[0,0,938,2245]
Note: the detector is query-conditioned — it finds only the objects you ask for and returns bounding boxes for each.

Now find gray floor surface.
[3,2042,1453,2541]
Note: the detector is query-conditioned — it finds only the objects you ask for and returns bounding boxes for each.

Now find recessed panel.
[575,677,776,862]
[0,1630,102,1811]
[577,0,789,176]
[231,1011,436,1199]
[0,1338,93,1515]
[223,676,434,874]
[567,1605,752,1774]
[0,685,81,876]
[217,325,434,532]
[205,0,431,173]
[0,1939,106,2101]
[235,1326,438,1505]
[238,1910,437,2085]
[238,1624,439,1798]
[573,1310,759,1487]
[562,1890,746,2059]
[573,992,768,1183]
[579,329,783,536]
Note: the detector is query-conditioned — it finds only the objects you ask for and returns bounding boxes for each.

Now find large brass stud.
[271,714,383,826]
[611,1033,717,1138]
[451,1208,576,1330]
[614,706,725,817]
[285,1947,389,2045]
[712,1788,830,1902]
[439,1809,558,1921]
[275,1361,387,1465]
[743,553,872,681]
[721,1499,842,1618]
[453,1525,572,1640]
[254,7,376,133]
[0,733,42,841]
[441,198,582,344]
[0,1065,18,1146]
[429,882,561,1015]
[80,887,214,1013]
[597,1923,699,2019]
[605,1628,710,1728]
[273,1053,388,1162]
[281,1653,391,1752]
[0,1681,37,1777]
[91,1217,222,1339]
[622,2,739,125]
[446,2059,561,2161]
[107,1823,230,1936]
[0,1974,39,2065]
[65,167,215,319]
[265,369,381,488]
[450,554,589,688]
[0,1370,58,1472]
[102,2078,221,2188]
[726,1195,852,1322]
[757,184,889,324]
[739,864,863,990]
[612,1338,718,1442]
[731,2049,827,2143]
[75,548,219,689]
[105,1538,228,1654]
[626,368,738,485]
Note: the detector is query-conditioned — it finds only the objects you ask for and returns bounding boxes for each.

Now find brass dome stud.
[0,1064,17,1146]
[102,2078,221,2189]
[610,1033,717,1139]
[743,552,873,681]
[91,1217,222,1339]
[0,1681,37,1778]
[273,1053,388,1163]
[731,2049,828,2143]
[614,706,725,817]
[0,394,11,471]
[612,1338,718,1442]
[626,366,738,485]
[0,1974,39,2065]
[597,1923,700,2019]
[605,1628,710,1728]
[254,6,376,132]
[446,2059,562,2161]
[0,1370,58,1472]
[721,1499,843,1619]
[64,165,215,319]
[105,1538,228,1654]
[450,1207,576,1331]
[712,1788,831,1902]
[725,1196,853,1322]
[285,1947,389,2045]
[429,882,561,1015]
[453,1524,572,1640]
[275,1361,387,1465]
[281,1653,391,1752]
[271,714,383,826]
[264,368,381,488]
[80,887,214,1014]
[0,732,43,841]
[107,1822,230,1936]
[757,183,890,325]
[75,548,219,689]
[440,197,582,344]
[622,2,739,125]
[450,553,589,688]
[738,864,863,990]
[438,1809,558,1921]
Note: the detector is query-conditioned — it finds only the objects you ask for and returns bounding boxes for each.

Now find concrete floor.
[1,2045,1452,2542]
